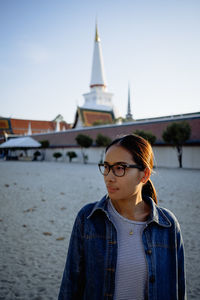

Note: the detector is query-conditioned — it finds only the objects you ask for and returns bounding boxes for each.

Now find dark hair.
[105,134,157,204]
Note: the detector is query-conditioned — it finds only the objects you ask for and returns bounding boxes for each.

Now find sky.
[0,0,200,124]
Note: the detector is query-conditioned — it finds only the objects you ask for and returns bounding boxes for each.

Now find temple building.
[73,24,115,128]
[0,115,71,143]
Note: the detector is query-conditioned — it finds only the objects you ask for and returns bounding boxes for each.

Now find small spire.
[126,83,133,120]
[56,120,60,132]
[27,122,32,135]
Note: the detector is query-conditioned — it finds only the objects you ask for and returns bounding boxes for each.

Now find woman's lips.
[107,186,118,193]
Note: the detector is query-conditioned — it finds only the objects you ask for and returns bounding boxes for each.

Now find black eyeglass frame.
[98,163,144,177]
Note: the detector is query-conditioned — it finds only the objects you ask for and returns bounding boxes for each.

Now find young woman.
[58,134,186,300]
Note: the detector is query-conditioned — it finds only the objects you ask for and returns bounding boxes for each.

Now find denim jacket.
[58,195,186,300]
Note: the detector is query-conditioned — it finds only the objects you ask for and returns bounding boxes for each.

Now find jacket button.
[146,249,152,255]
[149,275,155,283]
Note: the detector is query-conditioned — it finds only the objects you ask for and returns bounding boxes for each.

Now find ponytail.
[142,179,157,204]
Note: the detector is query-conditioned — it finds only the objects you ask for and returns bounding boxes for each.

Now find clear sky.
[1,0,200,124]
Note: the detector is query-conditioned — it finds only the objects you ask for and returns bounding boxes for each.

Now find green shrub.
[95,134,112,147]
[134,130,156,145]
[53,152,62,161]
[66,151,77,162]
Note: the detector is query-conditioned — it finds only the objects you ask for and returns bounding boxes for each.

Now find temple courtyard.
[0,161,200,299]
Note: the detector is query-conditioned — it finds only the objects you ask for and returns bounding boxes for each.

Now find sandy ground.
[0,161,200,300]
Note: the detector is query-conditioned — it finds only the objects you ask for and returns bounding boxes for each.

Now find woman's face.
[103,145,145,202]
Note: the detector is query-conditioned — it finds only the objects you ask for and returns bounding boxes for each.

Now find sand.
[0,161,200,300]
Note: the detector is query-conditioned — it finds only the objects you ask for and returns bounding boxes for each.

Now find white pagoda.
[73,24,114,128]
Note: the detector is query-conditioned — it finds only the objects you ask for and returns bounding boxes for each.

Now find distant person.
[58,134,186,300]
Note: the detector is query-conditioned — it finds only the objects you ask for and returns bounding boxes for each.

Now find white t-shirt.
[108,199,148,300]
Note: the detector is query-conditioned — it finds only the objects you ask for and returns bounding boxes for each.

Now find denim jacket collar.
[87,194,171,228]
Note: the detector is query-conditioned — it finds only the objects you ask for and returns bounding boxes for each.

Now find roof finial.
[95,21,100,42]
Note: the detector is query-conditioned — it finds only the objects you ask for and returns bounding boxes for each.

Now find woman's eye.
[115,165,124,170]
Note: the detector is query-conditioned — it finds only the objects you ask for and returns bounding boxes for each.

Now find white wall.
[43,146,200,169]
[153,146,200,169]
[44,147,104,164]
[153,146,179,168]
[181,146,200,169]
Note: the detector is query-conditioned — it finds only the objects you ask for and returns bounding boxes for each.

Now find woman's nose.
[105,169,116,182]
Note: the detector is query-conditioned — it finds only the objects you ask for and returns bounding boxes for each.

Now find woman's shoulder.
[145,196,181,229]
[78,202,98,216]
[158,205,181,230]
[76,194,108,220]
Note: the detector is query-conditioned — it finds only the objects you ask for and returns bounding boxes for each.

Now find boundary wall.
[27,112,200,169]
[39,146,200,169]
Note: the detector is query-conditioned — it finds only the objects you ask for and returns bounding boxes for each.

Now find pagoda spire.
[95,22,100,42]
[90,23,106,89]
[126,83,133,120]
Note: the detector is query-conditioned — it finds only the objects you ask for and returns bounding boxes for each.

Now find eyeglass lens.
[100,164,125,177]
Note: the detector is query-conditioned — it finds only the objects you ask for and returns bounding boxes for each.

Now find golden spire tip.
[95,23,100,42]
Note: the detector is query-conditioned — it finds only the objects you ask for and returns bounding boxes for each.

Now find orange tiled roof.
[76,107,114,127]
[83,110,113,126]
[0,118,71,136]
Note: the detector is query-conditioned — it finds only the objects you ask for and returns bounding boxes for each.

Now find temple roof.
[73,107,114,128]
[0,117,71,137]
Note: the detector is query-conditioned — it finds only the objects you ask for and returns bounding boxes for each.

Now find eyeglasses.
[98,163,144,177]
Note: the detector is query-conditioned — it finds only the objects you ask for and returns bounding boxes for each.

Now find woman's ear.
[141,168,151,184]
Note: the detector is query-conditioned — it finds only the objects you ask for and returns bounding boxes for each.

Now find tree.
[95,133,112,163]
[96,133,112,147]
[66,151,77,163]
[75,134,93,164]
[40,140,49,148]
[114,117,126,124]
[40,140,49,160]
[162,121,191,168]
[134,130,156,145]
[33,150,41,161]
[53,152,62,161]
[92,120,112,126]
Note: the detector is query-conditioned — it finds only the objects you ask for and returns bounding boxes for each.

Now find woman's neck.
[110,195,150,222]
